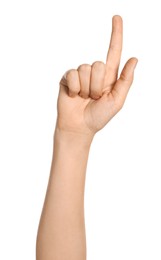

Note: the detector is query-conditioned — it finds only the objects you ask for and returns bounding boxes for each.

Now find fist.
[56,15,138,137]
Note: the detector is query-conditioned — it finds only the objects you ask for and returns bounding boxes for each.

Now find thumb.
[112,57,138,108]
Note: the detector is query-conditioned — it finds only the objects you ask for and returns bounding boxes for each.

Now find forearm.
[36,127,94,260]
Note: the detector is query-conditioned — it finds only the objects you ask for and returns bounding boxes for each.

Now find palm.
[57,16,137,136]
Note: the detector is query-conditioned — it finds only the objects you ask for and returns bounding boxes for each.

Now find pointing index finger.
[105,15,123,77]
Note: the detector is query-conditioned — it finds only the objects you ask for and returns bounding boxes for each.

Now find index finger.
[105,15,123,77]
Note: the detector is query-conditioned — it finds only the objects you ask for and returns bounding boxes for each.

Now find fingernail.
[93,95,101,100]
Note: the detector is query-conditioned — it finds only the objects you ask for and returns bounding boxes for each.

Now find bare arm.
[36,129,93,260]
[36,15,138,260]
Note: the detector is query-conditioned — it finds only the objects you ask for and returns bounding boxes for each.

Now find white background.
[0,0,161,259]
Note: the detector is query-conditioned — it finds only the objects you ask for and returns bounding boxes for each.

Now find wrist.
[53,126,94,150]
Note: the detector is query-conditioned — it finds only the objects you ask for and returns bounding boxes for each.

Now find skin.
[36,15,138,260]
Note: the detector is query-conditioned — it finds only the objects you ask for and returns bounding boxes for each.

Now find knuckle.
[120,66,134,83]
[92,61,105,71]
[120,72,129,82]
[66,69,80,94]
[66,69,77,81]
[77,64,91,72]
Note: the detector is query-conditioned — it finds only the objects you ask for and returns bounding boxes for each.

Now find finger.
[90,61,106,99]
[105,15,123,85]
[77,64,91,99]
[111,57,138,108]
[66,69,80,97]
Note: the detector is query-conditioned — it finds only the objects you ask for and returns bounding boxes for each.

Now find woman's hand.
[56,15,138,137]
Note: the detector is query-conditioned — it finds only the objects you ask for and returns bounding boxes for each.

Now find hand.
[56,15,138,137]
